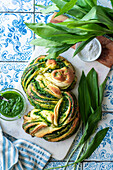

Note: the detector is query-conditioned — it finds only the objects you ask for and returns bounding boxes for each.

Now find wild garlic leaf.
[99,77,108,105]
[110,0,113,8]
[51,0,66,10]
[84,0,97,7]
[45,52,59,59]
[76,0,93,11]
[82,6,113,30]
[76,127,109,163]
[75,24,111,33]
[26,23,97,44]
[55,0,77,17]
[30,38,63,47]
[87,68,98,110]
[48,22,89,35]
[35,4,49,8]
[78,71,91,125]
[40,4,58,14]
[67,19,100,27]
[51,0,87,19]
[47,44,72,54]
[79,105,102,145]
[48,22,88,35]
[73,37,94,56]
[67,5,87,18]
[25,22,66,38]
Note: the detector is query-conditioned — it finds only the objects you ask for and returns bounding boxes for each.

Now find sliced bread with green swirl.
[21,55,80,142]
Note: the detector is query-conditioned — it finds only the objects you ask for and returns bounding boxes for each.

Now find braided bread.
[22,56,80,142]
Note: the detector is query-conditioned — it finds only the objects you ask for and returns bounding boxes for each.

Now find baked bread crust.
[22,55,80,142]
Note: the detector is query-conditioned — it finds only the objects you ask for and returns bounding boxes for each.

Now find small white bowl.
[75,38,102,62]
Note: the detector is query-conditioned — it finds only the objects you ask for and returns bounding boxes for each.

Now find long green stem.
[64,122,82,170]
[73,143,85,170]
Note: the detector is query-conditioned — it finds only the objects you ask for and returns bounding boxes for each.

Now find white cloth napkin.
[0,125,51,170]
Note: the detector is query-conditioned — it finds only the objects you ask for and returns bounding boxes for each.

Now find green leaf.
[35,4,48,8]
[46,44,72,59]
[73,37,95,56]
[26,22,98,44]
[25,22,66,37]
[30,38,63,47]
[52,0,86,16]
[48,22,88,35]
[82,6,113,30]
[76,0,93,11]
[84,0,97,7]
[67,6,86,19]
[45,52,59,59]
[76,127,109,163]
[79,105,102,145]
[67,19,100,27]
[51,0,66,9]
[48,22,109,35]
[47,44,72,54]
[110,0,113,8]
[99,77,108,105]
[26,1,113,58]
[78,71,91,125]
[55,0,77,17]
[87,68,98,110]
[40,4,58,14]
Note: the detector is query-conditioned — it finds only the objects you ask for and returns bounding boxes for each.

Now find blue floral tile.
[45,161,82,170]
[0,62,27,90]
[35,13,53,24]
[35,0,53,12]
[102,67,113,111]
[64,126,83,161]
[0,0,33,12]
[85,112,113,161]
[83,162,113,170]
[0,13,33,61]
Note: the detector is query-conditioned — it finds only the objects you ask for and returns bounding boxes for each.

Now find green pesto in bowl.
[0,88,26,121]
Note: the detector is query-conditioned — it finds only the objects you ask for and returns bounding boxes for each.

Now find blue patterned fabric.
[0,126,51,170]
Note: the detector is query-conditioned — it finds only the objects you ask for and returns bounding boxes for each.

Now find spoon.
[0,96,9,102]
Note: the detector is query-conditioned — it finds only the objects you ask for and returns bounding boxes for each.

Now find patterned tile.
[0,0,33,12]
[102,66,113,111]
[64,126,83,161]
[0,13,33,61]
[45,161,82,170]
[83,162,113,170]
[35,0,53,12]
[35,13,53,24]
[0,62,27,90]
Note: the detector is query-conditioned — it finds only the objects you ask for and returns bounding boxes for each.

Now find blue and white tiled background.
[0,0,113,169]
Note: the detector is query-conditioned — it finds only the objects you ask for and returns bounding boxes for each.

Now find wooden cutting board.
[1,13,113,160]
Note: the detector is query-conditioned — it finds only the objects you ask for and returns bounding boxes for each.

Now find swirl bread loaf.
[21,55,80,142]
